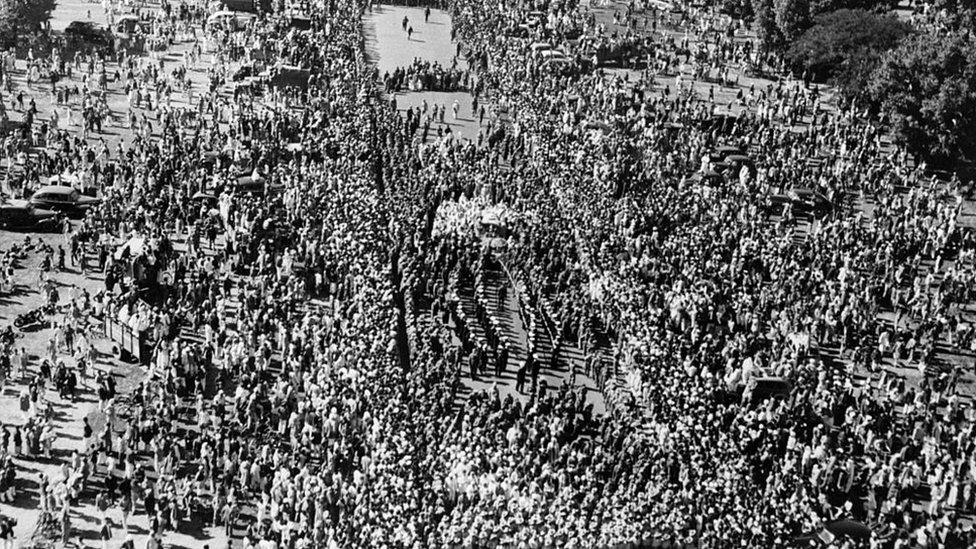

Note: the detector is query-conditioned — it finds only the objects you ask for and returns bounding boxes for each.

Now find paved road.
[365,4,483,143]
[364,5,608,411]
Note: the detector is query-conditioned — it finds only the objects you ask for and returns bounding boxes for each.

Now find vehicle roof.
[210,10,255,18]
[67,21,103,31]
[34,185,78,195]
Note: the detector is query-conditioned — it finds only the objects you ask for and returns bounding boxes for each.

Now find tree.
[774,0,811,41]
[0,0,55,46]
[785,9,910,94]
[720,0,755,20]
[869,29,976,164]
[752,0,782,50]
[809,0,900,13]
[16,0,56,32]
[927,0,976,28]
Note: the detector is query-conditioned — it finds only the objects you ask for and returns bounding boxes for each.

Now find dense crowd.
[383,58,470,92]
[0,0,970,547]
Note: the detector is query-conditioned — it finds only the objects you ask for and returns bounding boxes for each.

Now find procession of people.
[0,0,966,547]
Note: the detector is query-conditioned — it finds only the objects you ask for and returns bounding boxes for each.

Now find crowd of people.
[382,58,470,92]
[0,0,969,547]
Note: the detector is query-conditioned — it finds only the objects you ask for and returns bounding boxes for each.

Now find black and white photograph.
[0,0,966,547]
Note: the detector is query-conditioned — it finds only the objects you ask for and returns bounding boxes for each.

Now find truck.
[104,315,154,364]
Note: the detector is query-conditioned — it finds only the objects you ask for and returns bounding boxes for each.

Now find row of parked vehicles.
[0,184,102,231]
[63,0,275,50]
[688,140,836,218]
[0,169,286,232]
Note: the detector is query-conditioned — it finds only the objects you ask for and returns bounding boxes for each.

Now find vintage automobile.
[220,0,272,13]
[28,185,102,218]
[766,187,835,218]
[65,21,112,46]
[206,10,257,31]
[232,174,284,194]
[289,15,312,30]
[712,153,756,179]
[0,200,59,231]
[262,65,311,88]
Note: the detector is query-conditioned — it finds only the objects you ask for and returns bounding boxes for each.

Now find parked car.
[0,200,59,231]
[766,187,834,218]
[261,65,311,88]
[232,64,257,81]
[206,10,256,31]
[220,0,272,13]
[711,145,743,160]
[65,21,112,46]
[0,119,27,138]
[713,153,756,179]
[232,174,283,194]
[289,16,312,30]
[29,185,102,217]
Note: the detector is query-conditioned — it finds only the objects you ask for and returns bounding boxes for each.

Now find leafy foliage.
[0,0,56,45]
[751,0,900,50]
[752,0,783,49]
[774,0,811,41]
[720,0,755,19]
[868,29,976,164]
[810,0,900,13]
[784,9,910,94]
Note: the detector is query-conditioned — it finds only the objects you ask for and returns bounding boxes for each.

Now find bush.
[868,28,976,164]
[785,9,910,93]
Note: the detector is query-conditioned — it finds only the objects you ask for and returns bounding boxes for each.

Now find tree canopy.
[775,0,812,41]
[785,9,910,93]
[868,28,976,164]
[0,0,55,40]
[751,0,902,50]
[809,0,899,13]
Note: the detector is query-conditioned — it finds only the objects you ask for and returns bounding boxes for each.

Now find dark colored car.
[221,0,272,13]
[766,187,834,218]
[711,145,743,161]
[0,200,59,231]
[289,16,312,30]
[232,64,256,81]
[263,66,311,88]
[713,154,756,179]
[29,185,102,218]
[232,175,283,194]
[65,21,111,46]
